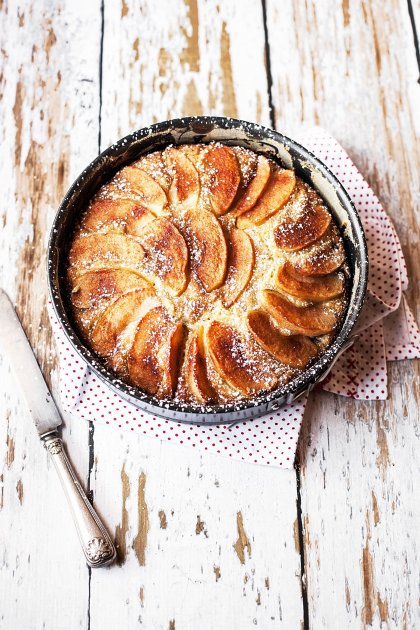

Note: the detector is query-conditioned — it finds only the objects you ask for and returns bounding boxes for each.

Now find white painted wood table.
[1,1,419,628]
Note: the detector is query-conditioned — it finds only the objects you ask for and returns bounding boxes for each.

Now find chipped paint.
[139,586,145,607]
[195,514,205,535]
[213,565,221,581]
[376,418,390,476]
[233,511,251,564]
[16,479,24,505]
[158,510,168,529]
[6,433,15,469]
[220,22,238,118]
[180,0,199,72]
[133,472,149,566]
[372,492,380,526]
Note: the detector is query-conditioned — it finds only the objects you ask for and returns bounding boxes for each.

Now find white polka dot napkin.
[49,128,420,468]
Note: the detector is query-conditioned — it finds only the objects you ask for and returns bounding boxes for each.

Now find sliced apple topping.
[289,224,346,275]
[206,321,276,396]
[274,202,331,251]
[231,155,271,217]
[71,269,150,309]
[236,169,296,228]
[185,209,227,292]
[247,309,318,368]
[200,145,241,216]
[276,261,345,302]
[127,306,185,397]
[140,217,188,296]
[90,288,157,357]
[262,289,340,336]
[222,229,254,308]
[165,147,200,212]
[184,327,217,404]
[117,165,168,215]
[68,233,145,280]
[82,199,155,237]
[133,152,171,192]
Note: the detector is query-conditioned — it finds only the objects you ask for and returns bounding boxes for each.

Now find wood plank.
[0,1,102,627]
[265,0,420,627]
[90,436,303,628]
[90,0,304,627]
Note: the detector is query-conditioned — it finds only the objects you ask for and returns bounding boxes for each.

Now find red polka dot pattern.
[48,128,420,468]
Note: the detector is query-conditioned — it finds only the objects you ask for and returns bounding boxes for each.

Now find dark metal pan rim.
[47,116,368,424]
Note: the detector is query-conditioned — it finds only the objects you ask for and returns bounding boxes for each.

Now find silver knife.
[0,289,116,568]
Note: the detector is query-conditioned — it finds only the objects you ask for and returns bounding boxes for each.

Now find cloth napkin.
[49,128,420,468]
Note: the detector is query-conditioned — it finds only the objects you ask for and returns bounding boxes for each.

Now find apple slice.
[71,269,150,309]
[184,327,217,404]
[141,217,188,296]
[231,155,271,217]
[68,233,145,280]
[262,289,340,336]
[290,224,346,275]
[247,309,318,368]
[127,306,184,397]
[206,321,275,396]
[222,229,254,307]
[236,169,296,228]
[82,199,155,237]
[90,288,157,357]
[274,202,331,251]
[201,144,241,216]
[118,165,168,215]
[134,151,171,192]
[276,261,345,302]
[185,209,227,292]
[165,147,200,212]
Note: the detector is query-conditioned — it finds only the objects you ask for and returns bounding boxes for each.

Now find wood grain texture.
[0,1,101,628]
[265,0,420,627]
[1,0,419,628]
[89,1,303,627]
[89,436,303,628]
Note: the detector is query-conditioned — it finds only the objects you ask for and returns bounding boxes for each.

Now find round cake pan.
[48,116,368,425]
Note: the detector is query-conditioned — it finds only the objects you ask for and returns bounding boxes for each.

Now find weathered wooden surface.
[0,0,419,628]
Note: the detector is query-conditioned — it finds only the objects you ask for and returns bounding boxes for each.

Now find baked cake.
[67,143,349,406]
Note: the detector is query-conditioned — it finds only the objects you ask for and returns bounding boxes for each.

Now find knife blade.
[0,289,61,436]
[0,288,116,568]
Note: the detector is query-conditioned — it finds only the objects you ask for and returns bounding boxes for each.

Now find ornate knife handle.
[42,432,116,568]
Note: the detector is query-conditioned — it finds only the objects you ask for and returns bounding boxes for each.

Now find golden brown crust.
[90,288,157,357]
[185,208,227,292]
[236,168,296,228]
[200,144,241,216]
[184,328,217,404]
[127,306,184,397]
[68,233,145,281]
[67,142,349,405]
[222,228,254,308]
[231,155,271,217]
[247,309,318,368]
[140,217,189,296]
[206,321,276,396]
[274,202,331,251]
[70,269,150,309]
[117,165,168,215]
[276,261,345,302]
[262,289,341,336]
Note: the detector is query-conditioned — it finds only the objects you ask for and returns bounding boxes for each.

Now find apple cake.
[67,142,349,406]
